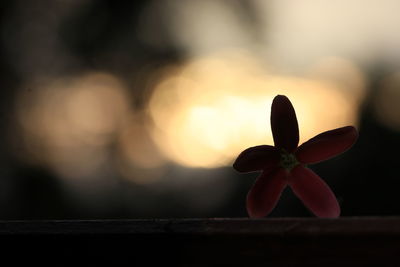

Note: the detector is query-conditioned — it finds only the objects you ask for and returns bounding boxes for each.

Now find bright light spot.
[14,72,130,180]
[148,52,363,168]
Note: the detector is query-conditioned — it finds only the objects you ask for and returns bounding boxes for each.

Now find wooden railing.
[1,217,398,266]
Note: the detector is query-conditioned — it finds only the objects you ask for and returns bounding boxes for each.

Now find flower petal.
[233,145,280,173]
[289,165,340,218]
[246,168,288,218]
[296,126,358,164]
[271,95,299,152]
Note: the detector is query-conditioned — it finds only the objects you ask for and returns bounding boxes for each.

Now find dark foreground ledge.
[1,217,399,266]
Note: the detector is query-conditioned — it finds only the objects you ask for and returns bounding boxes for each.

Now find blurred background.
[0,0,399,219]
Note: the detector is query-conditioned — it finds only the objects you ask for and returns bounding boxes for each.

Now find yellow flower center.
[280,150,299,171]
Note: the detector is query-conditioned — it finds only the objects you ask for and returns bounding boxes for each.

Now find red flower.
[233,95,358,218]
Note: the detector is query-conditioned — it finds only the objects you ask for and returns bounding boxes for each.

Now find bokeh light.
[14,72,131,180]
[148,51,365,168]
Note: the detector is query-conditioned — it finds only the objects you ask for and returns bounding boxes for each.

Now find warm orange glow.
[148,52,364,168]
[14,72,131,179]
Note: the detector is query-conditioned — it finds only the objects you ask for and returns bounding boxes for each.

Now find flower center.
[279,150,299,171]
